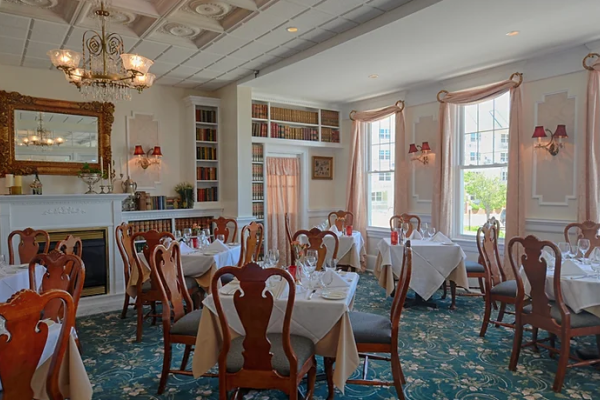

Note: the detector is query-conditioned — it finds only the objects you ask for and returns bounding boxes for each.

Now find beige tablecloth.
[375,238,468,299]
[299,231,366,271]
[192,273,361,394]
[0,264,45,302]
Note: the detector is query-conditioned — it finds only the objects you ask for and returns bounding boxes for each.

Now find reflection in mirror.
[14,110,99,163]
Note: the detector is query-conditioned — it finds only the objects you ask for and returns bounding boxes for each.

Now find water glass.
[591,247,600,279]
[557,242,570,260]
[268,248,280,268]
[0,254,7,275]
[569,245,579,260]
[216,234,225,243]
[578,238,591,260]
[174,230,182,241]
[305,249,318,272]
[427,227,436,240]
[320,270,334,290]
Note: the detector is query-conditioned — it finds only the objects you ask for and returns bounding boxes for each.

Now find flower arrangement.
[192,223,202,236]
[291,240,308,261]
[175,182,194,209]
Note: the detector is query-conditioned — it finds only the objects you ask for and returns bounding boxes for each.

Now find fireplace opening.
[39,228,109,297]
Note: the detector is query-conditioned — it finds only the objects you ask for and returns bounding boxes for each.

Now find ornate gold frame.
[312,156,334,180]
[0,90,114,177]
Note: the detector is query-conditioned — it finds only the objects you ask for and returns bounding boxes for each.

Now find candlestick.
[14,175,22,187]
[5,174,14,188]
[100,157,104,178]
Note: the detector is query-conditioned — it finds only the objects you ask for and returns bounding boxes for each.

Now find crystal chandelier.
[47,0,155,102]
[21,112,64,148]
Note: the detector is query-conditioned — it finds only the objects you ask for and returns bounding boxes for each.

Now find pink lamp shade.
[532,126,547,139]
[151,146,163,157]
[421,142,431,152]
[408,144,418,154]
[133,145,145,156]
[554,124,568,138]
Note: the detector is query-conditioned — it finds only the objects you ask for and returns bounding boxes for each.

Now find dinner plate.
[228,243,239,246]
[321,290,347,300]
[203,250,219,255]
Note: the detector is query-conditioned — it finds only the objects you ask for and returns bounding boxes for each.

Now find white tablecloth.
[375,238,468,299]
[0,264,44,302]
[299,231,366,270]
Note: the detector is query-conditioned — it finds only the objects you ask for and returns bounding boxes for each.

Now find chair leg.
[509,319,524,371]
[306,360,316,400]
[324,357,335,400]
[531,327,539,353]
[441,281,447,299]
[479,295,492,337]
[391,346,406,400]
[136,299,144,342]
[180,345,192,371]
[450,281,457,310]
[553,333,571,392]
[289,385,298,400]
[497,303,507,325]
[478,277,485,295]
[120,293,130,319]
[158,343,172,394]
[549,333,557,359]
[151,302,157,326]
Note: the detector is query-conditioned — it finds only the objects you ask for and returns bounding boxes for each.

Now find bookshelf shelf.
[252,118,268,122]
[322,124,340,129]
[196,159,218,163]
[196,140,217,144]
[251,136,344,148]
[196,122,217,126]
[271,119,319,128]
[197,180,218,183]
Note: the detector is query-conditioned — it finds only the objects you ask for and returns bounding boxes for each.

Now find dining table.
[374,237,469,306]
[299,230,366,270]
[192,271,361,394]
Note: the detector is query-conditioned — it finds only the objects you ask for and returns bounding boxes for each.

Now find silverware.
[308,289,317,300]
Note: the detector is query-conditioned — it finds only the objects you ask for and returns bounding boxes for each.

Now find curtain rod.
[436,72,523,103]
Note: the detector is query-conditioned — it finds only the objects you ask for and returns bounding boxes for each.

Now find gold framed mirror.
[0,90,114,177]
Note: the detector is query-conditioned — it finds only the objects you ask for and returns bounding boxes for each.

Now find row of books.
[252,144,264,162]
[321,110,340,127]
[252,103,268,119]
[252,121,268,137]
[270,122,318,141]
[129,219,172,234]
[252,164,263,181]
[136,193,178,211]
[174,217,213,231]
[197,167,217,181]
[321,127,340,143]
[196,146,217,160]
[252,203,264,220]
[196,108,217,123]
[252,182,264,201]
[196,128,217,142]
[271,107,318,125]
[197,187,218,202]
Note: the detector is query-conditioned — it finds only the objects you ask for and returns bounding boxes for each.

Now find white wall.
[0,64,214,196]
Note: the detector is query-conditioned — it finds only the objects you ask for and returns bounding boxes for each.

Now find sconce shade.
[133,145,145,156]
[408,144,418,153]
[421,142,431,152]
[554,124,568,138]
[151,146,163,157]
[532,126,547,138]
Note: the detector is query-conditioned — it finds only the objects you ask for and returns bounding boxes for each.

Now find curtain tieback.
[583,53,600,71]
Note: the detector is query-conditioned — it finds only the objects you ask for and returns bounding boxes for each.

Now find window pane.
[367,115,395,227]
[460,167,507,236]
[478,100,494,132]
[464,105,478,134]
[494,129,509,163]
[494,94,510,129]
[368,172,394,228]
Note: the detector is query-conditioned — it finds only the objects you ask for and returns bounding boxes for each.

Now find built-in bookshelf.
[187,96,221,206]
[251,100,341,147]
[122,209,218,236]
[251,143,266,259]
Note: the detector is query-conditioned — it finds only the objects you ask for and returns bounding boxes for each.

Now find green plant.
[174,182,194,194]
[79,162,101,175]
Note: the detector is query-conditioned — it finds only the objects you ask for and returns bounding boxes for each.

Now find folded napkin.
[207,239,228,252]
[322,270,350,288]
[560,260,586,276]
[329,225,342,236]
[432,231,453,244]
[179,242,195,255]
[409,230,423,240]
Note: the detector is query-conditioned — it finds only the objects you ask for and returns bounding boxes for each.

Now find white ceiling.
[248,0,600,103]
[0,0,411,92]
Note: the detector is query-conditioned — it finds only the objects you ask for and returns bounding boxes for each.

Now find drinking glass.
[427,227,436,240]
[183,228,192,245]
[320,269,334,290]
[203,228,212,243]
[0,254,7,274]
[305,250,318,272]
[569,245,579,260]
[557,242,570,261]
[591,247,600,279]
[174,230,182,241]
[216,234,225,243]
[578,238,591,260]
[269,248,280,268]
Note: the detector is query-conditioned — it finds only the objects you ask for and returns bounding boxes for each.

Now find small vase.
[179,189,194,209]
[30,173,43,195]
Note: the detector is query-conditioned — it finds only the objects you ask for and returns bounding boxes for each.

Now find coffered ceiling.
[0,0,408,91]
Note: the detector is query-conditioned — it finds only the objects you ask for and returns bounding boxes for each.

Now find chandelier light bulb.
[30,135,39,143]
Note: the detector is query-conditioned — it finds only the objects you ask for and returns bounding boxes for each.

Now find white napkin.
[432,231,453,244]
[322,270,350,288]
[329,225,342,236]
[179,241,195,255]
[409,230,423,240]
[560,260,586,276]
[540,249,555,267]
[208,239,228,253]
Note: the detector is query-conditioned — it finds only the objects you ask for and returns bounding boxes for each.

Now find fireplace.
[41,228,109,297]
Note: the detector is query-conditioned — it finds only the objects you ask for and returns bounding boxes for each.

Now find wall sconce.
[532,125,567,156]
[133,145,162,169]
[408,141,432,164]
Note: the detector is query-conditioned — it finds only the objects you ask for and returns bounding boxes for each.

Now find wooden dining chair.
[285,213,294,264]
[238,221,264,266]
[8,227,50,265]
[211,262,317,400]
[149,241,208,394]
[212,217,238,243]
[478,220,518,337]
[0,289,75,400]
[508,235,600,392]
[338,240,412,400]
[291,228,339,271]
[54,235,82,257]
[327,210,353,231]
[115,223,137,320]
[389,213,421,237]
[563,220,600,257]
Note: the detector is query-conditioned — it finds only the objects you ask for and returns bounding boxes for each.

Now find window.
[458,92,509,237]
[379,172,391,181]
[367,115,395,228]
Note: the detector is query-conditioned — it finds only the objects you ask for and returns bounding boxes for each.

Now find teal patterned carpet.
[78,273,600,399]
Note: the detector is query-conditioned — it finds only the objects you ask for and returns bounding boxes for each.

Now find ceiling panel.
[0,53,22,66]
[183,51,224,68]
[289,8,336,30]
[208,55,248,72]
[29,20,69,44]
[228,40,276,60]
[299,27,337,43]
[203,34,251,56]
[367,0,412,11]
[0,36,26,55]
[342,5,384,24]
[0,12,29,29]
[25,41,58,59]
[130,40,171,59]
[261,1,308,20]
[315,0,365,15]
[319,17,358,34]
[155,46,199,64]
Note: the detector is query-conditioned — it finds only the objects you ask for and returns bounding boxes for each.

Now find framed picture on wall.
[312,156,333,180]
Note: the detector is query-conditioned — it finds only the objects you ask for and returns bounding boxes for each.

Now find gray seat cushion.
[523,302,600,328]
[170,309,203,336]
[220,273,235,286]
[226,333,315,376]
[465,260,485,273]
[141,280,152,293]
[184,276,200,291]
[490,280,517,297]
[349,311,392,344]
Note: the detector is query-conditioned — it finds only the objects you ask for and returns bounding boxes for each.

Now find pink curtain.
[267,157,299,266]
[346,103,406,241]
[579,58,600,222]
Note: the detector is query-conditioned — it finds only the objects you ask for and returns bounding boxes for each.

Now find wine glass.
[203,228,212,243]
[569,245,579,260]
[216,234,225,243]
[305,250,318,272]
[0,254,7,275]
[427,227,436,241]
[557,242,570,261]
[591,247,600,279]
[174,230,182,242]
[269,248,280,268]
[578,239,591,261]
[320,269,334,290]
[183,228,192,245]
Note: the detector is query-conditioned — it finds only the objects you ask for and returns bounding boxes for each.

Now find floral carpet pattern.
[78,273,600,400]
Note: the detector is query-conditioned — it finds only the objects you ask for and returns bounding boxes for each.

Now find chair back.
[8,228,50,265]
[390,241,412,336]
[131,230,176,292]
[239,222,264,266]
[389,214,421,237]
[212,217,238,243]
[54,235,83,257]
[115,223,136,288]
[291,228,339,271]
[328,210,353,231]
[477,219,504,287]
[149,242,193,330]
[285,213,293,263]
[0,289,74,400]
[508,235,568,329]
[29,250,85,322]
[211,263,298,380]
[563,220,600,257]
